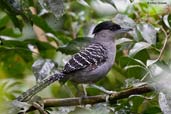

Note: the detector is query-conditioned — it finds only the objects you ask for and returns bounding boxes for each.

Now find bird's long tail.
[16,73,64,102]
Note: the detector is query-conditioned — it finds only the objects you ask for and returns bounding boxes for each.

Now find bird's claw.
[78,95,87,105]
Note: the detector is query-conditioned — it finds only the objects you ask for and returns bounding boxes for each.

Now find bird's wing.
[62,43,107,73]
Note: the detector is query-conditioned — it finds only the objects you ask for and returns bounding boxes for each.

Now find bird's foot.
[29,96,47,114]
[73,84,88,105]
[31,102,48,114]
[29,96,44,108]
[78,95,87,105]
[79,84,88,105]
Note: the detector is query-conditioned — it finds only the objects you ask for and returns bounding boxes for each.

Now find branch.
[27,84,153,112]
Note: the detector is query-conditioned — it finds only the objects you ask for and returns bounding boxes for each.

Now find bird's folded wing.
[63,43,107,73]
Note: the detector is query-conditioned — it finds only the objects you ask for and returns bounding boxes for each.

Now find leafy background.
[0,0,171,114]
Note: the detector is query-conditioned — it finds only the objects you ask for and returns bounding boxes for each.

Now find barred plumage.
[63,43,107,73]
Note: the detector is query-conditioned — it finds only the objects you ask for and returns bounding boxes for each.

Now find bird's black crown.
[93,21,121,34]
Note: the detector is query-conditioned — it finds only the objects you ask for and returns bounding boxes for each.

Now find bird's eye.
[110,25,121,31]
[110,27,114,30]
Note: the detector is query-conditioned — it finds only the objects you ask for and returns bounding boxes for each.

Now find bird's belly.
[70,61,113,84]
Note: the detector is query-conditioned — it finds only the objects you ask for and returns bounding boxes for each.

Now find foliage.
[0,0,171,114]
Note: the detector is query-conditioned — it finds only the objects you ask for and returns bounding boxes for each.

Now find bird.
[15,21,132,102]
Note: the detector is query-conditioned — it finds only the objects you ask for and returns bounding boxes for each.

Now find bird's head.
[93,21,132,38]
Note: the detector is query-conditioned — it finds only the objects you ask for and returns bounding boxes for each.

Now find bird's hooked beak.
[112,27,132,39]
[118,28,133,33]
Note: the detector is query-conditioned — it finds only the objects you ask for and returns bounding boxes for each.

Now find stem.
[157,27,170,61]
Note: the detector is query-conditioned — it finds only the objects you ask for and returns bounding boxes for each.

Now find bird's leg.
[72,83,87,96]
[73,83,88,105]
[90,84,117,95]
[78,84,88,105]
[81,84,88,96]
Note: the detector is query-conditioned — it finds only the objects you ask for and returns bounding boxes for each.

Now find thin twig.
[157,27,170,61]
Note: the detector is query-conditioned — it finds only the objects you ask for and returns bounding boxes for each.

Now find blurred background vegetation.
[0,0,171,114]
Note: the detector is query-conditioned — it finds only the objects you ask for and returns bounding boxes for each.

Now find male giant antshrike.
[16,21,132,102]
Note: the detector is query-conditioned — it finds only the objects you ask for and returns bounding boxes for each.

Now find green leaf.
[129,42,151,56]
[31,15,55,33]
[158,92,171,114]
[8,12,24,31]
[113,13,136,28]
[0,14,9,29]
[112,0,131,12]
[0,39,57,77]
[0,79,23,101]
[28,40,56,58]
[127,66,147,78]
[77,0,90,7]
[31,15,70,43]
[119,56,144,68]
[0,0,24,30]
[137,24,157,44]
[43,0,65,18]
[133,48,150,64]
[132,26,144,42]
[119,56,147,78]
[163,14,171,29]
[57,37,92,54]
[32,59,58,82]
[143,107,161,114]
[116,38,133,45]
[0,28,21,37]
[128,95,145,113]
[0,47,33,78]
